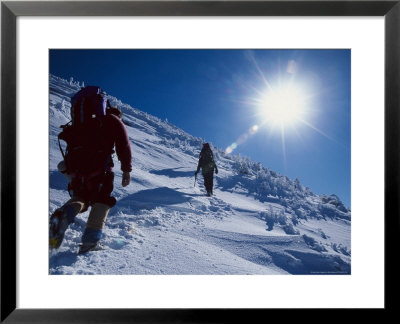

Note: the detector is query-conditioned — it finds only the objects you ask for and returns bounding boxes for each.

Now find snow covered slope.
[49,75,351,275]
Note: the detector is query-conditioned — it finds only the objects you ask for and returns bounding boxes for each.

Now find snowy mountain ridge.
[49,74,351,275]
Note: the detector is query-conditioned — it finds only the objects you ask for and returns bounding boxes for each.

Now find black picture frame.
[1,0,399,322]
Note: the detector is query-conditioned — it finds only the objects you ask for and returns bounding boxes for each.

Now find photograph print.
[49,49,351,275]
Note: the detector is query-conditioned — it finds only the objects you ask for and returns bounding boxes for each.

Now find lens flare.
[225,125,259,154]
[249,125,259,134]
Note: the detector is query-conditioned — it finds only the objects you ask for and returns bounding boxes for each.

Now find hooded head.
[107,106,123,119]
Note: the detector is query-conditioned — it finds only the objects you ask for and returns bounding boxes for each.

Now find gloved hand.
[122,172,131,187]
[215,168,218,174]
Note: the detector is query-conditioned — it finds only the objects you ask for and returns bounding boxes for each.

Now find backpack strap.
[58,135,66,160]
[57,121,72,160]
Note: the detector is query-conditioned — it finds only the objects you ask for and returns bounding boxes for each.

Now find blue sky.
[50,49,351,207]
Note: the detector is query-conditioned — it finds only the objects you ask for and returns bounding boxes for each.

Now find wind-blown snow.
[49,74,351,275]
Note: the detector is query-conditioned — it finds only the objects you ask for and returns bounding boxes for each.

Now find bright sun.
[259,84,308,127]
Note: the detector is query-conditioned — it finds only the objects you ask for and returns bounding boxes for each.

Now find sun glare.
[225,55,323,156]
[259,84,308,127]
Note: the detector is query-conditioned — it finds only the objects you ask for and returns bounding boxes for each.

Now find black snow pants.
[202,171,214,194]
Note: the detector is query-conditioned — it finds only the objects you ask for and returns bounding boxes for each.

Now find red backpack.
[57,86,113,178]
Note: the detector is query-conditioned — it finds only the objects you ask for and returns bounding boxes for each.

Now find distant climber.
[49,86,132,254]
[195,143,218,196]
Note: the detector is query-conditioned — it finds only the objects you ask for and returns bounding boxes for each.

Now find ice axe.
[194,172,198,187]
